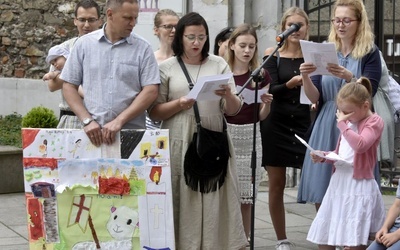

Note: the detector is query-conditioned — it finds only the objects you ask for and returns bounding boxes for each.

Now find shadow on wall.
[1,78,60,118]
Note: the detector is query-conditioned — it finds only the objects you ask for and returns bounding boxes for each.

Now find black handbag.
[177,57,230,193]
[196,122,229,161]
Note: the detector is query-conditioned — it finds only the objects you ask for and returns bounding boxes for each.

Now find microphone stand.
[236,40,283,250]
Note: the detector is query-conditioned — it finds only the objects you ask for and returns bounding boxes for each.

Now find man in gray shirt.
[61,0,160,146]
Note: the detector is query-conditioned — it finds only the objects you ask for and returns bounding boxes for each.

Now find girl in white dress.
[307,77,386,250]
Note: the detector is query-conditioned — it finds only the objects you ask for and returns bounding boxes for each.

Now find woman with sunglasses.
[149,12,247,250]
[298,0,381,216]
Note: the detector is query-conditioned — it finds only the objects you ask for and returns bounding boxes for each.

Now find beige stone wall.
[0,0,106,79]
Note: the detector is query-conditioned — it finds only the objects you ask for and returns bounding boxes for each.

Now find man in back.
[61,0,160,146]
[45,0,102,129]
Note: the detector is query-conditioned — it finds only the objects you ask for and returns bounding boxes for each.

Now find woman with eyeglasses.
[145,9,179,130]
[148,12,247,250]
[153,9,179,64]
[297,0,381,224]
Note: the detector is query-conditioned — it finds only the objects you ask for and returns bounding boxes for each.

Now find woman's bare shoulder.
[264,47,276,56]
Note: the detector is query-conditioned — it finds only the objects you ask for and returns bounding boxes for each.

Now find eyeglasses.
[184,34,208,42]
[159,24,176,31]
[331,17,359,26]
[76,18,99,24]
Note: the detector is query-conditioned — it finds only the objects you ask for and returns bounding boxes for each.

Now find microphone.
[276,23,301,43]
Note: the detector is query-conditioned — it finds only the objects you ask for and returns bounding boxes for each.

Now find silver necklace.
[189,62,202,84]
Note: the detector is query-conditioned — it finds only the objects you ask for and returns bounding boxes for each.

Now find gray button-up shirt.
[61,26,160,129]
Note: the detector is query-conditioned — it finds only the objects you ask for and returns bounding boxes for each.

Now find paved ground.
[0,186,396,250]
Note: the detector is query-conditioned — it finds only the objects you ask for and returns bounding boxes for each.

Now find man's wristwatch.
[82,118,94,127]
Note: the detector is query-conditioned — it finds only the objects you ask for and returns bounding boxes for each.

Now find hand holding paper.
[186,73,233,101]
[237,87,268,104]
[324,152,352,167]
[300,40,339,76]
[295,134,352,166]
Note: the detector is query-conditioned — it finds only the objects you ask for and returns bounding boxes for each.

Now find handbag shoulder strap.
[177,56,194,89]
[176,56,227,131]
[177,56,201,125]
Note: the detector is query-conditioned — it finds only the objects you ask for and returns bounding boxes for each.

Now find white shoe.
[275,241,295,250]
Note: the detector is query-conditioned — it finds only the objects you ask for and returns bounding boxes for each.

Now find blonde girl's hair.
[226,23,259,72]
[153,9,179,28]
[279,6,310,51]
[337,76,372,107]
[328,0,375,59]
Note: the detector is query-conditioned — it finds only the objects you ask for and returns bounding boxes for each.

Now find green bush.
[21,106,58,128]
[0,113,22,148]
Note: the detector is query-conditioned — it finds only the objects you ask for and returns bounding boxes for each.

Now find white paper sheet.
[294,134,324,157]
[295,134,352,166]
[300,86,312,105]
[186,73,233,101]
[300,40,339,76]
[324,152,352,166]
[236,87,268,104]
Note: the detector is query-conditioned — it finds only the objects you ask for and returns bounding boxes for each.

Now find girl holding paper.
[224,23,273,244]
[307,77,385,249]
[297,0,381,211]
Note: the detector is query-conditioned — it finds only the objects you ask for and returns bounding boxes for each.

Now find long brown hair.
[226,23,259,72]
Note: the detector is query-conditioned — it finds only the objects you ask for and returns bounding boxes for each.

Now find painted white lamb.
[72,206,138,250]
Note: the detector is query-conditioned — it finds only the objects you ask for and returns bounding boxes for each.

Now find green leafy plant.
[21,106,58,128]
[0,113,23,148]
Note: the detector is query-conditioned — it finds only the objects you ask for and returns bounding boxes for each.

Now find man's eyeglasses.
[184,35,208,42]
[331,17,359,26]
[76,18,99,24]
[159,24,176,31]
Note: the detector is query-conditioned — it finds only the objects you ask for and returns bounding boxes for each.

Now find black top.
[225,71,270,125]
[260,56,311,168]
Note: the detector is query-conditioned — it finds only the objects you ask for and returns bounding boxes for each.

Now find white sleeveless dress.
[307,123,385,247]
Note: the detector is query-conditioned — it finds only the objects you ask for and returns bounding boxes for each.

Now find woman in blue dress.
[297,0,381,211]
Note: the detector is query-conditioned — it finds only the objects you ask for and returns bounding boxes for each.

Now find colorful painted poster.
[22,129,174,250]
